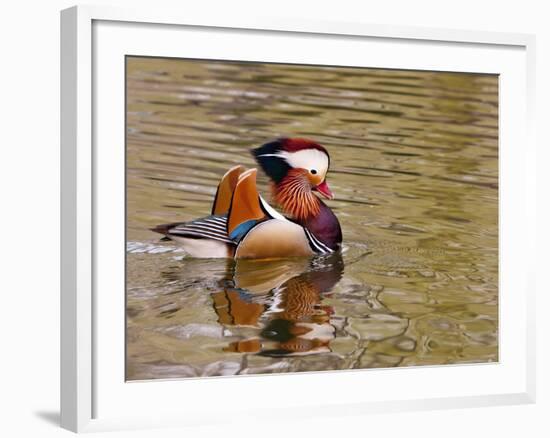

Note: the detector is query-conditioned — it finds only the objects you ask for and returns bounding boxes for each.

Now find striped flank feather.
[167,215,235,244]
[303,228,334,255]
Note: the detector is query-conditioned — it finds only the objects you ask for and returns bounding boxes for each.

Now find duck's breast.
[302,200,342,251]
[235,219,314,259]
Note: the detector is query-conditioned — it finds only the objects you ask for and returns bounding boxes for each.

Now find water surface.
[126,57,498,380]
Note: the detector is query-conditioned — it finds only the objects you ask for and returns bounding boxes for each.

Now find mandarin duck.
[151,138,342,259]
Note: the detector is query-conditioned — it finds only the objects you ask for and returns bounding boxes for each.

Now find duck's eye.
[310,169,317,175]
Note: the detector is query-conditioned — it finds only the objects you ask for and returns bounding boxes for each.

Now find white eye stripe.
[257,153,287,158]
[258,150,329,178]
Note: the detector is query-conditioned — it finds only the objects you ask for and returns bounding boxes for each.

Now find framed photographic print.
[61,5,536,433]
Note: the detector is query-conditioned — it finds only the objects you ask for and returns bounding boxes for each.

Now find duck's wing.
[167,215,234,244]
[211,165,245,215]
[151,167,296,258]
[227,169,269,241]
[151,164,245,244]
[152,215,235,244]
[152,167,281,244]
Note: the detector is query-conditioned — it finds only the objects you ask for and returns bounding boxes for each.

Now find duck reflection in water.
[211,253,344,357]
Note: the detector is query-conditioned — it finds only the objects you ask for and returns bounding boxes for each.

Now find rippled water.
[125,57,498,380]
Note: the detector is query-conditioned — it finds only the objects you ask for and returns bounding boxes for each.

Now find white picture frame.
[60,4,536,433]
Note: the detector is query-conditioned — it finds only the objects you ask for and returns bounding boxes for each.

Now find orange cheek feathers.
[306,172,324,187]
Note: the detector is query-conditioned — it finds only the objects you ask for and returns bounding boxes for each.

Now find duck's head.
[252,138,333,199]
[252,138,334,219]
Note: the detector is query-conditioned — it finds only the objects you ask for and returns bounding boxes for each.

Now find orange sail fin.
[227,169,266,239]
[211,165,245,215]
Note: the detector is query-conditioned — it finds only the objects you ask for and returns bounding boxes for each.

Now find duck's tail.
[150,222,180,235]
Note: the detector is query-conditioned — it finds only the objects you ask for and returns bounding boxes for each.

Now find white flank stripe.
[311,233,333,253]
[174,223,223,233]
[306,228,334,254]
[169,228,233,243]
[173,231,231,243]
[304,229,328,254]
[204,216,227,224]
[178,224,228,237]
[193,222,226,231]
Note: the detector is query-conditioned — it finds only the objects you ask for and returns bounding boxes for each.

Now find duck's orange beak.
[314,180,334,199]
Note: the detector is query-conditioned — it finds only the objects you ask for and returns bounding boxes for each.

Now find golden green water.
[125,57,498,380]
